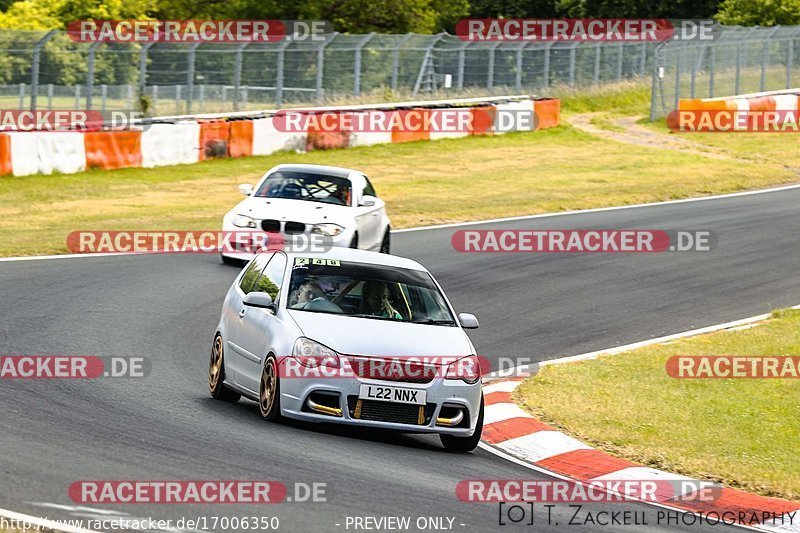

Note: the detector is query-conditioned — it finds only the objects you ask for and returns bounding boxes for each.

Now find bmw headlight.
[232,214,257,229]
[311,223,345,237]
[292,337,340,368]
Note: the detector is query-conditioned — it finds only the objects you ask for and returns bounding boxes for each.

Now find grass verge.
[515,309,800,501]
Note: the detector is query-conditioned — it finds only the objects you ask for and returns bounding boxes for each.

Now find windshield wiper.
[413,317,456,325]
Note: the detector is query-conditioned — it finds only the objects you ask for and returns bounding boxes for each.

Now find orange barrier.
[0,134,11,175]
[534,98,561,130]
[306,111,351,151]
[228,120,254,158]
[198,121,230,160]
[84,131,142,170]
[391,109,431,143]
[470,106,496,135]
[747,96,776,112]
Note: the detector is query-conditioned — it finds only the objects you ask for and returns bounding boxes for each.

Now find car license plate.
[358,384,426,405]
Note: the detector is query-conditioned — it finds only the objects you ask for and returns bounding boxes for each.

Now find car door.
[354,174,385,250]
[233,252,288,393]
[225,253,271,385]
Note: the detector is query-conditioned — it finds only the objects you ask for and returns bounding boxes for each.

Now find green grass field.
[516,309,800,501]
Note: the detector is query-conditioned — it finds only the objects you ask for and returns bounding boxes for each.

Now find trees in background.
[0,0,796,33]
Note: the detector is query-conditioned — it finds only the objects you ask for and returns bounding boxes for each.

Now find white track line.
[2,183,800,263]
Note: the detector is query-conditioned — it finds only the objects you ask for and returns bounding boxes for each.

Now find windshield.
[254,171,352,206]
[288,258,456,325]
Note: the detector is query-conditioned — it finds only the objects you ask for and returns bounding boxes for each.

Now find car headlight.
[292,337,340,369]
[310,223,345,237]
[445,355,481,384]
[232,214,257,229]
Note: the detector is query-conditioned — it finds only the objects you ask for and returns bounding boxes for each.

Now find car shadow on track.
[197,395,459,454]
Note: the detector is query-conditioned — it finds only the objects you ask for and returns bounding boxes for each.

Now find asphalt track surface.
[2,186,800,533]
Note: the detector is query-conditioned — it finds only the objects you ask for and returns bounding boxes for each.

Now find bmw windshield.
[288,258,456,325]
[254,171,352,206]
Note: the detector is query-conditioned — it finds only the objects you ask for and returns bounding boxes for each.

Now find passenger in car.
[360,281,403,320]
[290,280,325,307]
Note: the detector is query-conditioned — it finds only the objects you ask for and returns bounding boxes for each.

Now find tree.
[716,0,800,25]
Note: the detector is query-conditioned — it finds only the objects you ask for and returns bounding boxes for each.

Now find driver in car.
[360,281,403,320]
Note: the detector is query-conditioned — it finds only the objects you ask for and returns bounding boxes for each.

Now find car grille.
[347,357,437,384]
[347,396,435,425]
[261,219,280,232]
[260,220,306,234]
[284,221,306,234]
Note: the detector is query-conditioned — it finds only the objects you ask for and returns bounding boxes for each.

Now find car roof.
[284,248,428,272]
[269,163,359,179]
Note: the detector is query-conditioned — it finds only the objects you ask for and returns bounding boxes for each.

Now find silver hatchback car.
[210,248,485,452]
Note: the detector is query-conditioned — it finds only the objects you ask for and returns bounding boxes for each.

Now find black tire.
[379,230,390,254]
[440,395,484,452]
[209,334,241,402]
[259,354,282,421]
[349,234,359,249]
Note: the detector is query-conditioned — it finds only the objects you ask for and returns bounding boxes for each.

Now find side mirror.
[458,313,479,329]
[243,291,275,311]
[238,183,254,196]
[359,195,377,207]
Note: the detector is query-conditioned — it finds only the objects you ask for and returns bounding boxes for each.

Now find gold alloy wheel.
[260,358,277,416]
[208,335,223,391]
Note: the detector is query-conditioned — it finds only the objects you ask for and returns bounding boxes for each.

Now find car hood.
[233,197,350,224]
[286,310,474,358]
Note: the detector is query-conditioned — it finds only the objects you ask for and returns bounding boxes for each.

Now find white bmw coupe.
[221,164,391,264]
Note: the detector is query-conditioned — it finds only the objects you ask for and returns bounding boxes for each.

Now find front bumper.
[277,359,483,436]
[219,222,355,261]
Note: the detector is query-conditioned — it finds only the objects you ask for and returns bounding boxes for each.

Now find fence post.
[47,83,53,109]
[18,83,24,109]
[316,33,337,103]
[616,42,624,80]
[275,39,290,107]
[515,43,525,92]
[86,41,102,111]
[186,42,200,114]
[689,46,696,98]
[568,43,578,88]
[138,43,153,109]
[31,30,57,111]
[787,29,800,88]
[354,33,375,96]
[389,33,412,92]
[709,43,715,97]
[761,27,780,92]
[233,43,248,111]
[649,43,664,121]
[487,42,501,89]
[543,43,553,90]
[674,44,682,111]
[593,44,601,85]
[456,41,470,91]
